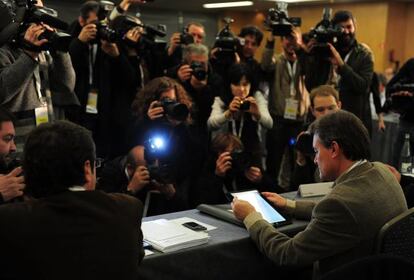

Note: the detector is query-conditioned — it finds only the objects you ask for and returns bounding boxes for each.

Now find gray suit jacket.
[244,162,407,276]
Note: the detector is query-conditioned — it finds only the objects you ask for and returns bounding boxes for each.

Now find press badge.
[284,98,298,120]
[35,103,49,126]
[86,89,98,114]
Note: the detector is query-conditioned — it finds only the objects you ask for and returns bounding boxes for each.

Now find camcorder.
[388,83,414,114]
[295,132,315,156]
[0,0,72,52]
[143,136,174,184]
[214,17,244,61]
[190,61,207,81]
[158,98,189,122]
[264,2,301,37]
[308,8,342,56]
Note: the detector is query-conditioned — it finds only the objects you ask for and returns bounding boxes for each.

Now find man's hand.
[378,113,386,132]
[0,167,25,202]
[244,166,262,183]
[147,100,164,120]
[291,27,303,50]
[23,24,48,58]
[151,182,176,199]
[119,0,146,11]
[125,27,141,44]
[177,64,192,82]
[385,164,401,183]
[245,96,260,120]
[168,33,181,56]
[101,40,120,57]
[261,192,287,209]
[78,23,97,44]
[215,152,232,177]
[231,198,256,221]
[127,166,150,193]
[328,43,345,68]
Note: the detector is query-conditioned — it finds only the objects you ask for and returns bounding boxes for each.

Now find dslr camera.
[214,17,244,58]
[159,98,189,122]
[180,28,194,45]
[0,0,72,52]
[264,2,301,37]
[190,61,207,81]
[309,8,343,56]
[230,150,250,174]
[239,100,250,111]
[143,136,174,184]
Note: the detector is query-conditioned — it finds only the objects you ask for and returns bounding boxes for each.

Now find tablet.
[231,190,290,226]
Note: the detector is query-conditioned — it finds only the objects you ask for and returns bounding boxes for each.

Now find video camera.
[0,0,73,52]
[143,135,174,184]
[264,2,301,37]
[214,17,244,58]
[388,83,414,114]
[308,8,342,56]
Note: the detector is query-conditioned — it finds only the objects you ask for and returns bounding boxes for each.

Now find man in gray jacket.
[232,110,407,277]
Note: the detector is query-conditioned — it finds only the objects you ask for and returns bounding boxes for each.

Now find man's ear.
[83,160,95,190]
[337,101,342,109]
[330,141,341,159]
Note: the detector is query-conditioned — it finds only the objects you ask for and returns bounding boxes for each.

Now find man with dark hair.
[0,107,24,204]
[232,110,407,277]
[0,121,144,279]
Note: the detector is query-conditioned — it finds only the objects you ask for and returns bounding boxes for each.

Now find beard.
[336,32,356,50]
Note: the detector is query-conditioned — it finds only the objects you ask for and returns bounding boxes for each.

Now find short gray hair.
[182,43,209,63]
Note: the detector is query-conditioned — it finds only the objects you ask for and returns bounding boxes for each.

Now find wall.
[404,3,414,63]
[220,2,389,72]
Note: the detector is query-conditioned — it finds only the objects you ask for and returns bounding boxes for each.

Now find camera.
[190,61,207,81]
[180,28,194,45]
[309,8,342,55]
[387,83,414,114]
[94,20,118,43]
[159,98,189,122]
[136,23,166,51]
[143,136,174,184]
[239,100,250,111]
[264,2,301,37]
[295,132,314,156]
[97,0,115,21]
[214,17,244,57]
[230,150,250,173]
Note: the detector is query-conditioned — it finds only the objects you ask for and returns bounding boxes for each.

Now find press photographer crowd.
[0,0,413,279]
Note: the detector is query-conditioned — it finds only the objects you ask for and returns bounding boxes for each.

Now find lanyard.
[286,60,297,97]
[89,44,98,86]
[231,115,244,138]
[139,63,145,89]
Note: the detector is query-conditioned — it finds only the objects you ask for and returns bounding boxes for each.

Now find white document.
[142,219,209,253]
[170,217,217,231]
[298,182,334,198]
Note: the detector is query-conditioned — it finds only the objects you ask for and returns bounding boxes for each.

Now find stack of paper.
[141,219,209,253]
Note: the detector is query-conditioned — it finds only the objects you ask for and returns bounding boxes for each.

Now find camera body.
[230,150,250,174]
[143,136,174,184]
[180,29,194,46]
[190,61,207,81]
[309,8,342,55]
[95,20,118,43]
[159,98,189,122]
[264,2,301,37]
[239,100,250,111]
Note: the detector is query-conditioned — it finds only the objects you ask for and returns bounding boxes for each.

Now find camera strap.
[231,115,244,138]
[86,44,99,114]
[33,52,54,126]
[88,44,98,86]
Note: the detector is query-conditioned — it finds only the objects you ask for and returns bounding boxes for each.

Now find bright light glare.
[153,137,164,149]
[203,1,253,9]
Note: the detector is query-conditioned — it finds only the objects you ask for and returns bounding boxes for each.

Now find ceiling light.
[203,1,254,9]
[265,0,320,2]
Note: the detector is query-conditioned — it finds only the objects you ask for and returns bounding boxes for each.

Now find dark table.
[138,192,321,280]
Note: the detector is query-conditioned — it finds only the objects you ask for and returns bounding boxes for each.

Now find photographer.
[308,10,374,133]
[130,76,195,211]
[385,58,414,168]
[261,27,310,183]
[208,63,272,171]
[193,133,281,207]
[97,145,176,215]
[0,0,77,154]
[290,85,341,190]
[68,1,139,158]
[166,22,205,70]
[0,107,24,204]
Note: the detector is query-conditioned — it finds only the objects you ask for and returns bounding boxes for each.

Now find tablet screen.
[231,190,287,224]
